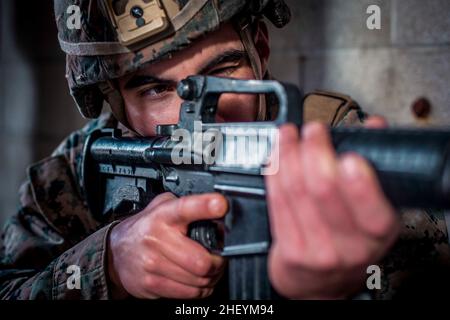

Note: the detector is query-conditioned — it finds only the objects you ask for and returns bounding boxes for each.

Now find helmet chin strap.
[237,20,267,121]
[97,80,136,134]
[100,21,267,136]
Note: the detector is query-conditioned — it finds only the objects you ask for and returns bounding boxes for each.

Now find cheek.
[124,94,182,136]
[217,94,258,122]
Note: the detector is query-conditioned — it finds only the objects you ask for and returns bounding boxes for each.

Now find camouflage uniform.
[2,0,450,299]
[0,114,117,299]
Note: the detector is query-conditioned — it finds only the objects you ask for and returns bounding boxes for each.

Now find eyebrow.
[123,49,248,90]
[198,49,248,74]
[124,75,174,90]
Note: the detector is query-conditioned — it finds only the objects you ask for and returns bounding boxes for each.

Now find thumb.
[162,193,228,227]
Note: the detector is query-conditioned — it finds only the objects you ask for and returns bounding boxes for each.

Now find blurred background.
[0,0,449,226]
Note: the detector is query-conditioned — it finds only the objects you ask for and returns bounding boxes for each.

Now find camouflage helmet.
[54,0,291,126]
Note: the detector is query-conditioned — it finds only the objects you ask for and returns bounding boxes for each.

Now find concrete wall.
[0,0,449,225]
[268,0,450,125]
[0,0,86,226]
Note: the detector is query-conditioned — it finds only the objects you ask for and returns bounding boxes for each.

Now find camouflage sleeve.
[0,113,120,299]
[336,107,450,299]
[376,209,450,299]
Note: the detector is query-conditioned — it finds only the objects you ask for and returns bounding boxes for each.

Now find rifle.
[82,76,450,299]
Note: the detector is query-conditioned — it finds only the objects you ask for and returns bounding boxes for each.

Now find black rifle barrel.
[332,127,450,209]
[90,127,450,209]
[90,136,177,165]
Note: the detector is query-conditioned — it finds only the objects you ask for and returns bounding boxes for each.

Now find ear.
[253,21,271,76]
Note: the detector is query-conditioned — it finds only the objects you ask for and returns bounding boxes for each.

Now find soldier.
[1,0,449,300]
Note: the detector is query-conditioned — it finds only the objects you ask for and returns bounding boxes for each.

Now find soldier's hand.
[265,117,400,299]
[106,192,228,299]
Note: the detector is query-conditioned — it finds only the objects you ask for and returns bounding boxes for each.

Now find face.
[117,23,270,136]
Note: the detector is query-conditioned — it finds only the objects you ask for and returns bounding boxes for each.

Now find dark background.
[0,0,449,225]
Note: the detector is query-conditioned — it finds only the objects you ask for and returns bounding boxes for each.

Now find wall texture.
[268,0,450,125]
[0,0,449,225]
[0,0,86,226]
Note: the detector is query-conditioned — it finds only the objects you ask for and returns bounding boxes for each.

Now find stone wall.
[0,0,86,226]
[268,0,450,125]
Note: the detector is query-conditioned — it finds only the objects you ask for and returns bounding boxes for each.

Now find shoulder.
[51,112,117,160]
[32,111,117,192]
[303,90,366,127]
[47,112,117,187]
[23,112,118,235]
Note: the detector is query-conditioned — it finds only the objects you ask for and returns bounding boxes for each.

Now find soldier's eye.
[139,84,172,98]
[209,66,238,77]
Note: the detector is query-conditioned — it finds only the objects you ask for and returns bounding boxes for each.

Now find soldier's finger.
[265,124,306,247]
[269,124,341,269]
[150,228,226,277]
[337,153,399,241]
[144,192,177,212]
[144,253,224,288]
[301,122,356,232]
[162,193,228,226]
[143,274,214,299]
[363,116,388,129]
